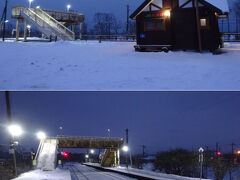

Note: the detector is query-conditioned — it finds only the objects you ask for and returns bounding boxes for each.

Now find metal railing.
[34,8,75,40]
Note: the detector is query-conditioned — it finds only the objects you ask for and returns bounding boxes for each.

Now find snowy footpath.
[12,168,71,180]
[0,40,240,90]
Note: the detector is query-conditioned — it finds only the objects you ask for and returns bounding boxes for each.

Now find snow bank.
[12,168,71,180]
[85,163,209,180]
[0,40,240,90]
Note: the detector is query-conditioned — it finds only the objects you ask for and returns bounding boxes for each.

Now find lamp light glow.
[8,125,23,137]
[122,145,129,152]
[36,131,46,140]
[164,10,171,17]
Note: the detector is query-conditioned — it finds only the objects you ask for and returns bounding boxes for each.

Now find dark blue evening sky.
[0,92,240,154]
[0,0,140,25]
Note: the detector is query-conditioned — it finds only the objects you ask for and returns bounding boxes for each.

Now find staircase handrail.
[34,8,75,39]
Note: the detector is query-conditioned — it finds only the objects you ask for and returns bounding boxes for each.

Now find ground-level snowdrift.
[12,168,71,180]
[85,163,209,180]
[0,40,240,90]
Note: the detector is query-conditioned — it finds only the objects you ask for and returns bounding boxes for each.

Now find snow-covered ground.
[0,40,240,90]
[84,163,208,180]
[12,168,71,180]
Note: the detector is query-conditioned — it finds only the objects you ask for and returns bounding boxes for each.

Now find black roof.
[130,0,224,19]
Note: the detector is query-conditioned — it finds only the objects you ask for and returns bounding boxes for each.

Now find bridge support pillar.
[16,19,20,41]
[79,22,82,40]
[117,149,120,166]
[23,20,27,42]
[72,25,75,40]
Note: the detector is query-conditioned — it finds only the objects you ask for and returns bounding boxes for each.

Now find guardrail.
[222,33,240,42]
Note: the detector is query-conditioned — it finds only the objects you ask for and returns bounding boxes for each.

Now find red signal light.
[62,152,69,157]
[217,151,221,156]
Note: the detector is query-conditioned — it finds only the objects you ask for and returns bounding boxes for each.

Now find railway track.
[66,164,135,180]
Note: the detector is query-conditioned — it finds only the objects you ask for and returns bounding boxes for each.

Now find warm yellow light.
[236,150,240,155]
[164,10,171,17]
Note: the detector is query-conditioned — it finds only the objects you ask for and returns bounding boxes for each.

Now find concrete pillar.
[79,22,82,40]
[117,149,120,166]
[114,150,117,167]
[72,24,76,40]
[23,20,27,42]
[16,19,20,41]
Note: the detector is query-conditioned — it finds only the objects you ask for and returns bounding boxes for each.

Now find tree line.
[131,148,240,180]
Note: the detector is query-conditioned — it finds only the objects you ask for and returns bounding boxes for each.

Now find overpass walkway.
[34,136,124,171]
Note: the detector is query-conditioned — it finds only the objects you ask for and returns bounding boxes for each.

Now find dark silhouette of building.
[130,0,229,52]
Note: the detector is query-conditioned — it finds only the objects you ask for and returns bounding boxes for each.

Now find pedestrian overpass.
[11,6,84,41]
[34,136,124,171]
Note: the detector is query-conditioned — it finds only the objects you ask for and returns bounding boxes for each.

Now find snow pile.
[206,0,229,12]
[85,163,208,180]
[0,40,240,90]
[12,168,71,180]
[36,139,57,171]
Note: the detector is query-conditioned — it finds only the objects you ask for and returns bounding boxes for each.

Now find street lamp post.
[29,0,33,8]
[27,25,31,37]
[199,147,204,180]
[8,124,23,177]
[67,4,71,12]
[107,129,111,138]
[122,145,129,168]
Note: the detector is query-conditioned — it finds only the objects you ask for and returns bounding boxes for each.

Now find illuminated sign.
[145,12,164,18]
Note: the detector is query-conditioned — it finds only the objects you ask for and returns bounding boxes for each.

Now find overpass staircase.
[35,138,58,171]
[101,149,116,167]
[13,7,75,40]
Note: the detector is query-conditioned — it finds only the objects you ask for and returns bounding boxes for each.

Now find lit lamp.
[164,10,171,17]
[90,149,94,154]
[122,145,129,152]
[8,124,23,137]
[29,0,33,8]
[36,131,46,140]
[67,4,71,12]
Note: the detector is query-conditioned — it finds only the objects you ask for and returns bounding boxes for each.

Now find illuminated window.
[200,18,207,27]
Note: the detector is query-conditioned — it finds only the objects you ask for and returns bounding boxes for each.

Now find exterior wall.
[136,6,221,50]
[172,6,221,50]
[136,10,172,45]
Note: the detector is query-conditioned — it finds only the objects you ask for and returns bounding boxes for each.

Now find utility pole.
[195,0,202,52]
[5,91,17,177]
[231,143,235,154]
[125,128,129,168]
[142,145,146,158]
[216,142,219,153]
[1,0,8,41]
[126,5,130,34]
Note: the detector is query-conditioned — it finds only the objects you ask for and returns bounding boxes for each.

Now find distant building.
[130,0,229,52]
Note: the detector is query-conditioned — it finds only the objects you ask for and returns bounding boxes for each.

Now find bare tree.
[92,13,119,35]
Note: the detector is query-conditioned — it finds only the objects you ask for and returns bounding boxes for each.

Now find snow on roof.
[205,0,229,12]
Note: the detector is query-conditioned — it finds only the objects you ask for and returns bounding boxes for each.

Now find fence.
[80,35,136,42]
[222,33,240,42]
